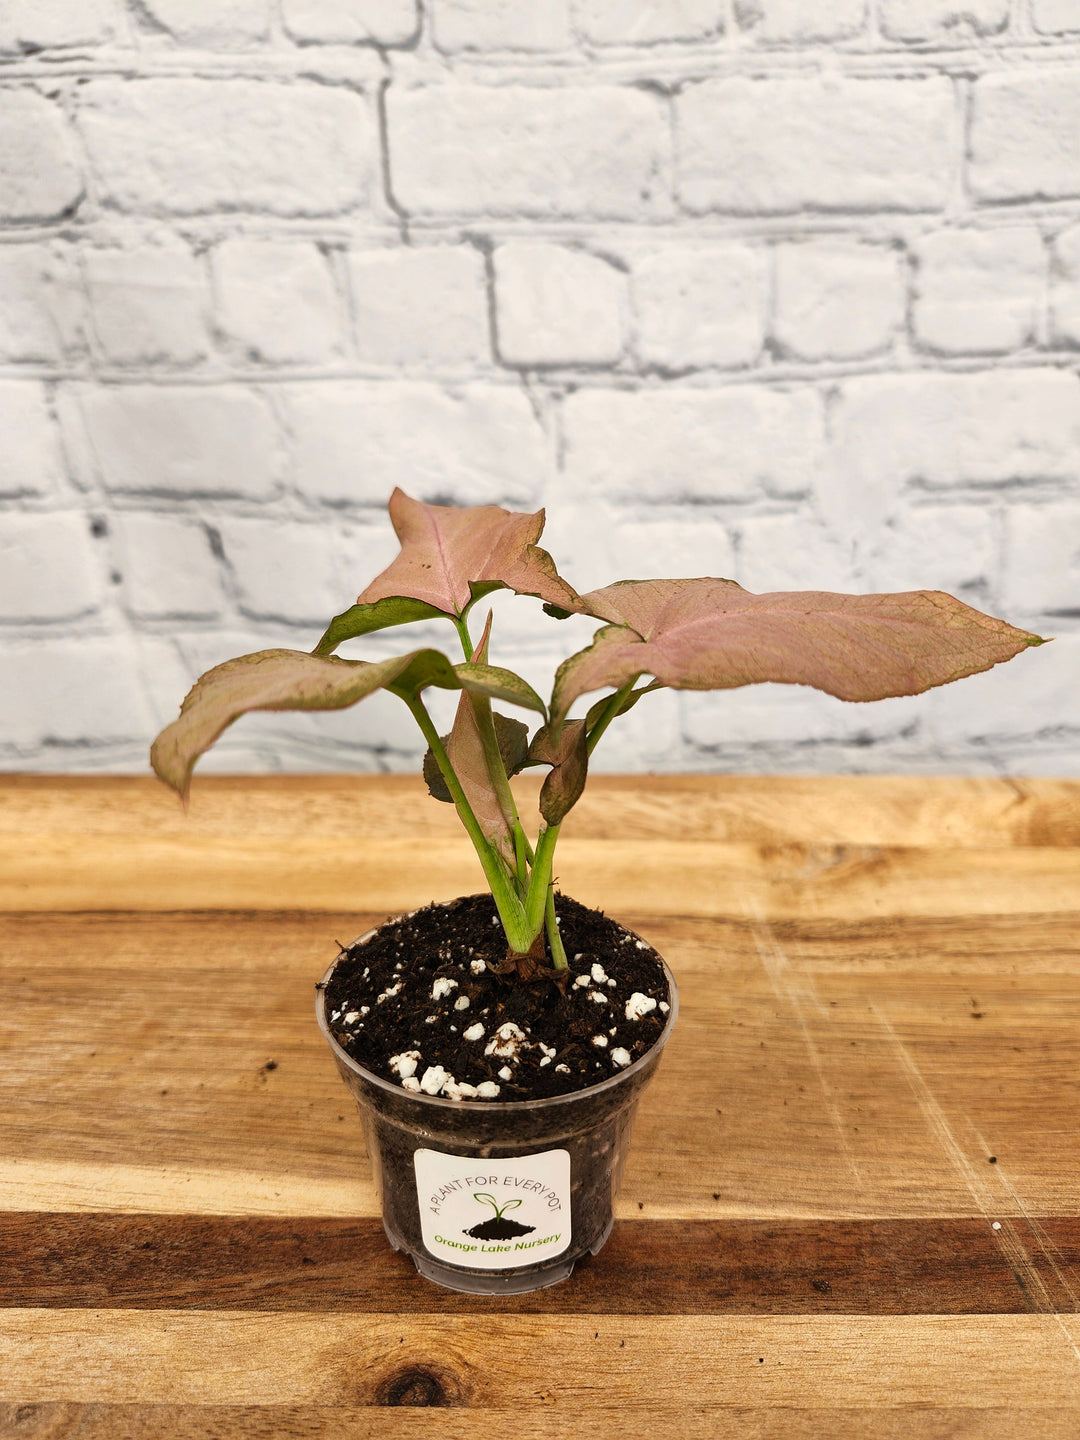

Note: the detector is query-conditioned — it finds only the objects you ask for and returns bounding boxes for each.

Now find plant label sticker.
[413,1148,572,1269]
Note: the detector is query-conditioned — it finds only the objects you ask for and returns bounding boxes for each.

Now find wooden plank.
[5,1215,1079,1316]
[5,832,1080,916]
[3,1312,1080,1408]
[4,1406,1079,1439]
[4,774,1079,847]
[3,911,1078,1218]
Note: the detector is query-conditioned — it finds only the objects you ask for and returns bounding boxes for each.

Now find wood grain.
[4,1215,1078,1315]
[2,776,1078,1434]
[3,775,1079,916]
[4,1312,1080,1408]
[4,1405,1080,1440]
[3,908,1077,1217]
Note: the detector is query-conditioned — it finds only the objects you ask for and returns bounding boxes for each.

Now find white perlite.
[625,992,658,1021]
[470,959,486,974]
[454,994,470,1011]
[476,1080,501,1098]
[377,983,402,1003]
[419,1065,451,1095]
[389,1050,420,1079]
[591,1034,608,1047]
[463,1022,485,1041]
[431,977,458,1000]
[484,1021,527,1059]
[611,1048,632,1067]
[589,991,608,1005]
[590,962,610,984]
[498,1065,513,1080]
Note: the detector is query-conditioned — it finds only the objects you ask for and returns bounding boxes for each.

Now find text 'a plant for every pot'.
[150,487,1045,1294]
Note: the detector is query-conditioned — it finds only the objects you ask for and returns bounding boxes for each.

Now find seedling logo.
[463,1192,536,1240]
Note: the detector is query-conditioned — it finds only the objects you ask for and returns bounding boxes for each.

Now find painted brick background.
[0,0,1077,778]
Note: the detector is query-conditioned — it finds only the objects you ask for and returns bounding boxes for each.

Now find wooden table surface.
[2,773,1079,1438]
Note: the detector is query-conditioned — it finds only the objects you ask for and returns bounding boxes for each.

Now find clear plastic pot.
[316,915,678,1296]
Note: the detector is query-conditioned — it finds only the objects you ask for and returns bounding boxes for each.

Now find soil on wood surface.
[322,892,669,1103]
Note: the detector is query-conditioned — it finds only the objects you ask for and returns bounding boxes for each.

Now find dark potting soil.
[322,892,669,1103]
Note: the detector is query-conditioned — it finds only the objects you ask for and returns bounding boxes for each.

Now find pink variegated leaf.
[151,647,459,801]
[357,488,580,620]
[551,579,1045,727]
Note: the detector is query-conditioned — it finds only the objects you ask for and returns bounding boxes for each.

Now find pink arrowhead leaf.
[552,579,1045,727]
[357,488,580,619]
[151,647,459,801]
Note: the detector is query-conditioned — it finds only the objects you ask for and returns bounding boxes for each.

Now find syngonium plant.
[151,488,1045,983]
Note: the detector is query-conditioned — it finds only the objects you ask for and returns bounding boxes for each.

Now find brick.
[0,637,153,749]
[561,386,824,502]
[79,79,373,217]
[137,0,270,46]
[73,385,281,498]
[0,0,119,51]
[574,0,724,44]
[84,243,209,367]
[494,243,626,366]
[0,513,103,621]
[431,0,571,50]
[1001,502,1080,615]
[1032,0,1080,31]
[879,0,1007,40]
[285,381,548,508]
[213,240,343,365]
[539,502,737,596]
[115,514,224,620]
[0,244,82,364]
[913,228,1044,356]
[0,90,82,223]
[1050,223,1080,346]
[923,631,1075,744]
[683,681,879,747]
[631,243,765,369]
[735,0,865,42]
[0,381,64,498]
[970,71,1080,203]
[677,75,953,215]
[349,245,489,366]
[388,83,670,220]
[737,512,859,592]
[282,0,418,43]
[861,504,997,596]
[220,517,395,623]
[773,240,904,362]
[829,371,1080,502]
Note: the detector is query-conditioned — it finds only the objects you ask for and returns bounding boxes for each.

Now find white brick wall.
[0,2,1077,778]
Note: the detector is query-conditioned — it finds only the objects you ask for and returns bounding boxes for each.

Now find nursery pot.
[316,914,678,1296]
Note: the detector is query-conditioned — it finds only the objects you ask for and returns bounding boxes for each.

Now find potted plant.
[150,487,1043,1294]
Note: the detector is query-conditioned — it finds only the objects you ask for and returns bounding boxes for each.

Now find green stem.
[470,692,530,890]
[545,885,569,971]
[524,823,561,942]
[402,692,532,949]
[586,675,640,757]
[453,615,474,661]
